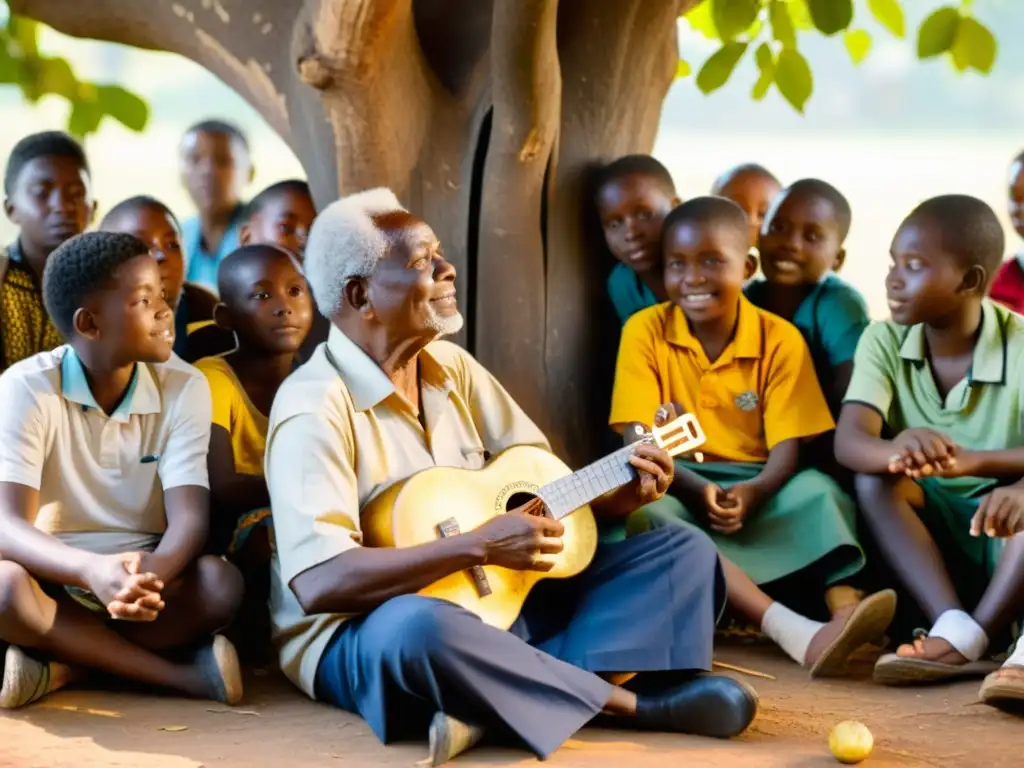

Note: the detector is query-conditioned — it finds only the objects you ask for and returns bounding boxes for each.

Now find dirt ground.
[0,644,1019,768]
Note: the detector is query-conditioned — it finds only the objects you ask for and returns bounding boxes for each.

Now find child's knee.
[853,473,918,514]
[193,555,244,627]
[0,561,34,621]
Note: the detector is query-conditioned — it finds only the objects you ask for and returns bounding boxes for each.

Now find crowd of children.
[0,122,1021,753]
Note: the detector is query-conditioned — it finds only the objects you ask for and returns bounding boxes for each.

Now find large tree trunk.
[12,0,694,465]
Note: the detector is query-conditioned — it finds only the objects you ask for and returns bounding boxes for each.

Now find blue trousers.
[314,525,724,758]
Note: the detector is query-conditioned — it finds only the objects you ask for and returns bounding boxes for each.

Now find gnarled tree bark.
[11,0,695,465]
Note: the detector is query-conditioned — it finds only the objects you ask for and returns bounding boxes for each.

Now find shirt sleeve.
[763,324,835,448]
[842,322,896,417]
[609,312,663,428]
[158,374,213,490]
[0,374,47,489]
[452,348,551,454]
[819,283,871,366]
[267,411,362,586]
[196,360,235,432]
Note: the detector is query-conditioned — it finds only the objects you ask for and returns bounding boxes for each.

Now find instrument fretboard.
[537,440,647,520]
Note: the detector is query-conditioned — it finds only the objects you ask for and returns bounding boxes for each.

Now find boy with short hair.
[240,179,316,261]
[195,245,312,659]
[0,232,244,709]
[711,163,782,251]
[745,179,870,414]
[612,197,889,677]
[1,131,95,372]
[595,155,679,324]
[835,195,1024,704]
[990,149,1024,314]
[99,196,230,361]
[179,120,253,294]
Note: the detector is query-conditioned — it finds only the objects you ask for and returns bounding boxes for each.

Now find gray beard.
[427,307,465,337]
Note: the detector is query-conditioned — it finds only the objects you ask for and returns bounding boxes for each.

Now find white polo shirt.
[0,346,212,555]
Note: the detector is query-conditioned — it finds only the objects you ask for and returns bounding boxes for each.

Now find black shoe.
[633,674,758,738]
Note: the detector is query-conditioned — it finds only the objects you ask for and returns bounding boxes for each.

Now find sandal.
[979,665,1024,706]
[810,589,897,678]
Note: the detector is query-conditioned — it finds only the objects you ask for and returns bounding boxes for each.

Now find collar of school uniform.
[325,324,455,412]
[60,347,161,422]
[664,294,763,360]
[898,299,1006,385]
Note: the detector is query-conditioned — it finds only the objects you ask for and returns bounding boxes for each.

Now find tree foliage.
[0,1,148,138]
[681,0,998,112]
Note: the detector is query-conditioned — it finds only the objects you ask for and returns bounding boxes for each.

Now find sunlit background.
[0,4,1020,320]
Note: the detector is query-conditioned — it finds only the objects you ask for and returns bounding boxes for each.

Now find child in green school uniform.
[611,196,892,677]
[835,195,1024,707]
[711,163,782,253]
[595,155,679,324]
[745,179,870,415]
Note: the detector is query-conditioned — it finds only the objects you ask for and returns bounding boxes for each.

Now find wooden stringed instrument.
[360,413,706,629]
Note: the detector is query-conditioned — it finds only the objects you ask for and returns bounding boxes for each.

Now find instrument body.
[360,414,705,629]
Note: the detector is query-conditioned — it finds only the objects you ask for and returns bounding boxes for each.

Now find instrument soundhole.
[505,491,549,518]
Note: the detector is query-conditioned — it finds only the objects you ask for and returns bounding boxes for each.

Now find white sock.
[1004,639,1024,668]
[762,602,825,666]
[929,609,989,662]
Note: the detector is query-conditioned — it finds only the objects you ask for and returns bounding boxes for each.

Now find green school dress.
[745,275,870,416]
[607,262,658,325]
[615,461,865,587]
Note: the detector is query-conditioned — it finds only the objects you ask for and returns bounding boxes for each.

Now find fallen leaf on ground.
[159,725,189,732]
[206,708,261,716]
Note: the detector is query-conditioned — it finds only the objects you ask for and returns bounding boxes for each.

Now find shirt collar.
[60,347,162,422]
[324,325,454,412]
[664,294,763,362]
[898,299,1006,385]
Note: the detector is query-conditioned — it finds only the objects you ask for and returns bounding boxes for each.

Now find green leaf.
[38,57,78,100]
[68,100,102,139]
[843,29,872,65]
[950,17,996,74]
[676,57,692,78]
[696,42,749,95]
[867,0,905,38]
[917,7,960,59]
[752,42,775,100]
[7,16,39,58]
[712,0,762,41]
[775,48,813,111]
[96,85,150,131]
[806,0,853,36]
[769,1,797,48]
[786,0,815,31]
[683,1,721,40]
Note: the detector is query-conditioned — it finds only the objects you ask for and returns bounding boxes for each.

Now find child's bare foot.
[895,635,968,666]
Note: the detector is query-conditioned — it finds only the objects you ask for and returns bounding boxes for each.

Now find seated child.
[0,232,243,709]
[711,163,782,252]
[611,197,890,676]
[240,179,316,262]
[179,120,253,294]
[195,244,312,659]
[834,195,1024,705]
[990,150,1024,314]
[99,196,233,362]
[595,155,679,324]
[745,179,870,415]
[1,131,95,372]
[238,179,327,359]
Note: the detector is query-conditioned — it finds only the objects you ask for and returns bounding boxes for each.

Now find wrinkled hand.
[629,441,674,506]
[888,428,957,478]
[474,499,565,571]
[84,552,165,621]
[703,482,762,535]
[971,486,1024,539]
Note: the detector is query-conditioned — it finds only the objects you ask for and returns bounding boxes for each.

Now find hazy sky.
[0,2,1020,318]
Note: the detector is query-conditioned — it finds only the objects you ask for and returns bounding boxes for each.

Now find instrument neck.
[538,441,645,520]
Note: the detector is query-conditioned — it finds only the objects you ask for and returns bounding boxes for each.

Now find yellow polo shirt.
[194,356,268,478]
[610,298,834,463]
[265,325,550,698]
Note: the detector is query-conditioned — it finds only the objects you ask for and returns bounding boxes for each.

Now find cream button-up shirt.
[266,325,550,698]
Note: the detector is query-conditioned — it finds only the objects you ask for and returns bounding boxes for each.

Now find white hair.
[304,187,407,316]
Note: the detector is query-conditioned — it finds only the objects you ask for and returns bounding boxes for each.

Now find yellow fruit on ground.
[829,721,873,764]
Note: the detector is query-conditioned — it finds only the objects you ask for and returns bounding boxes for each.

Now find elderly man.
[265,188,756,764]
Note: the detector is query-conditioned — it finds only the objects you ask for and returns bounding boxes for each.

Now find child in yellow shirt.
[611,196,892,676]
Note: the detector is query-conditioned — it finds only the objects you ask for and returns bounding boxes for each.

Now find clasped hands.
[83,551,165,621]
[887,427,1023,539]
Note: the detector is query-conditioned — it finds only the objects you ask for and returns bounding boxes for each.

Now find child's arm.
[747,438,799,501]
[208,425,270,512]
[834,403,955,475]
[149,377,214,584]
[946,448,1024,480]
